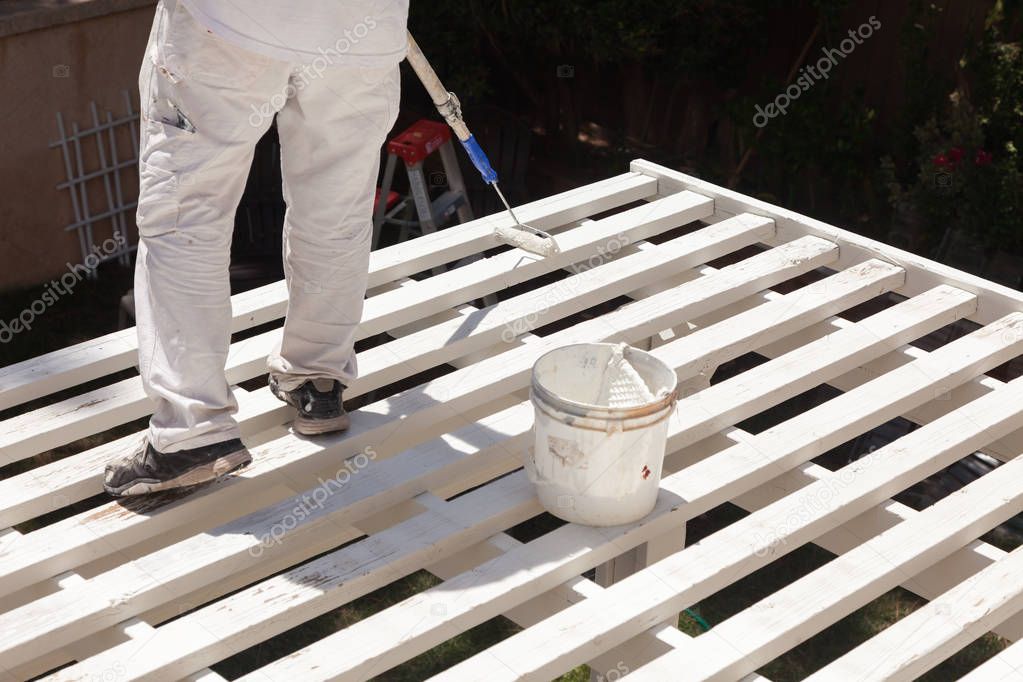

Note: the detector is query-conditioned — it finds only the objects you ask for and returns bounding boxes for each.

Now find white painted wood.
[6,162,1022,681]
[589,523,686,682]
[0,535,224,682]
[631,159,1023,325]
[24,244,912,670]
[0,234,837,603]
[808,545,1023,681]
[680,268,1023,465]
[731,455,1023,643]
[660,284,975,453]
[420,315,1023,681]
[0,172,658,411]
[0,213,777,530]
[636,404,1023,681]
[76,303,1011,681]
[0,239,845,666]
[0,191,715,466]
[138,258,910,676]
[37,473,540,679]
[239,522,719,682]
[664,418,1023,649]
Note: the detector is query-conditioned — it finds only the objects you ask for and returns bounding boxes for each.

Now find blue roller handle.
[460,135,498,185]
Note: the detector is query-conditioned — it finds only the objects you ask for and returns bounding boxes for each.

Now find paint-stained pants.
[135,0,400,452]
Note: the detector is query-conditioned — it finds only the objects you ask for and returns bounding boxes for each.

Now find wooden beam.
[411,316,1023,680]
[636,415,1023,680]
[0,237,846,667]
[46,291,1003,679]
[0,172,658,411]
[631,159,1023,325]
[807,546,1023,681]
[0,191,715,466]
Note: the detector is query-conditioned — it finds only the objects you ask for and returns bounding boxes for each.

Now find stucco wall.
[0,1,156,292]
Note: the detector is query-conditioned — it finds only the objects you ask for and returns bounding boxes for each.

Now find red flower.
[933,153,950,168]
[975,149,993,166]
[948,146,964,163]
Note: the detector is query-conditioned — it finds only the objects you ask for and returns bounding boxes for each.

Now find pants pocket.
[158,0,273,89]
[136,157,180,238]
[358,64,401,137]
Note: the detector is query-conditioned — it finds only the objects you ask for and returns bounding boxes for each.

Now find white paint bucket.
[526,342,678,526]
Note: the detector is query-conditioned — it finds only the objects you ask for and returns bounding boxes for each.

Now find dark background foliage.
[406,0,1022,284]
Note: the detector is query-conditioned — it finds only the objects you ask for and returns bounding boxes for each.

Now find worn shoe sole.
[104,448,252,497]
[293,412,351,436]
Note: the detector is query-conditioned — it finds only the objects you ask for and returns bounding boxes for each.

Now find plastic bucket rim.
[531,388,676,431]
[530,342,678,420]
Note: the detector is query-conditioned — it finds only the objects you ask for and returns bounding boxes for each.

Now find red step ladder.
[372,119,475,249]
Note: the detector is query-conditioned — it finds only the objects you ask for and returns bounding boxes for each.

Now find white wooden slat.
[632,159,1023,325]
[17,306,523,674]
[1,216,754,525]
[732,453,1023,643]
[636,399,1023,681]
[125,290,998,678]
[0,172,658,411]
[666,409,1023,659]
[413,497,691,682]
[0,234,836,602]
[366,172,656,286]
[0,190,715,466]
[63,489,748,682]
[120,258,906,641]
[100,257,912,676]
[668,417,1023,652]
[0,238,840,666]
[730,292,1023,464]
[42,473,541,680]
[0,531,224,682]
[659,284,973,454]
[0,201,745,467]
[29,302,990,678]
[357,191,714,338]
[2,214,762,532]
[24,242,883,674]
[673,260,1023,467]
[205,278,982,678]
[807,546,1023,681]
[240,505,742,682]
[961,637,1023,680]
[7,160,1021,680]
[0,387,285,531]
[418,314,1023,681]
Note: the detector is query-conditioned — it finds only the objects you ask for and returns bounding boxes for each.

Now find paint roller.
[405,32,559,258]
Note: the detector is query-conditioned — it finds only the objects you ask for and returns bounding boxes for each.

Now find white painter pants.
[135,0,400,452]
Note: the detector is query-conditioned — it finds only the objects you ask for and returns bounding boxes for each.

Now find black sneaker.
[269,376,350,435]
[103,437,251,497]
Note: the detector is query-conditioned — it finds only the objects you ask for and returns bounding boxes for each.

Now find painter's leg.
[134,0,289,452]
[268,63,400,389]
